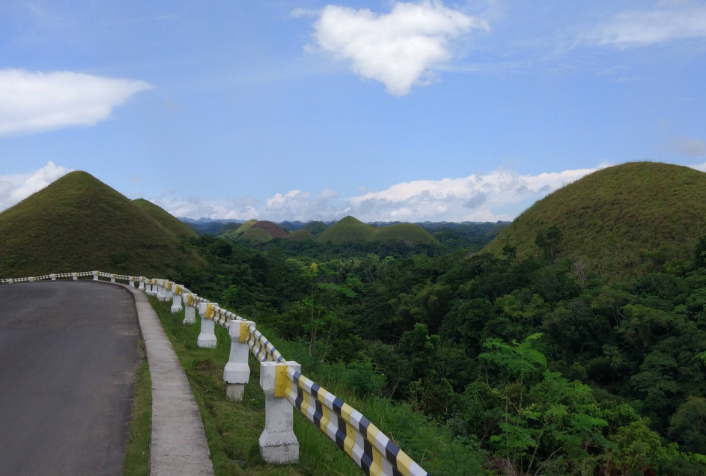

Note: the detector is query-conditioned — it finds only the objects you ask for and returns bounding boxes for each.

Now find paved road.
[0,281,140,476]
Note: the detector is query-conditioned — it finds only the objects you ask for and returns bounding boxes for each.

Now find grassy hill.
[484,162,706,278]
[132,198,197,238]
[250,220,287,239]
[304,221,328,236]
[240,227,273,245]
[0,171,202,278]
[286,229,315,241]
[316,216,437,245]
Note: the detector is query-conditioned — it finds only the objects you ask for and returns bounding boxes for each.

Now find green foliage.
[132,198,197,238]
[316,216,437,246]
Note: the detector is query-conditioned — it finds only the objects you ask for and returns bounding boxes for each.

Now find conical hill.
[132,198,197,238]
[484,162,706,278]
[316,216,437,245]
[0,171,203,278]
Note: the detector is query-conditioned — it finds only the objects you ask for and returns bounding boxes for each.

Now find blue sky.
[1,0,705,222]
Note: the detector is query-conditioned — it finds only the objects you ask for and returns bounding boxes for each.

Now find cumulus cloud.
[0,161,70,210]
[586,2,706,47]
[309,1,489,95]
[0,69,152,137]
[664,136,706,157]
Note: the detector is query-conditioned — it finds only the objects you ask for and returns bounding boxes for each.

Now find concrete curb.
[121,284,214,476]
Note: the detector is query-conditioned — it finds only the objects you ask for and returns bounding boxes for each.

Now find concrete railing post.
[138,277,145,291]
[149,280,156,296]
[110,274,116,283]
[129,277,135,287]
[93,271,98,281]
[259,361,300,464]
[183,294,197,325]
[197,302,218,348]
[224,320,252,402]
[171,285,183,313]
[72,272,77,281]
[165,282,174,300]
[50,273,56,281]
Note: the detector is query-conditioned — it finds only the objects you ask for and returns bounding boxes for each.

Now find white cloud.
[309,1,489,95]
[0,161,70,210]
[0,69,152,137]
[664,136,706,157]
[148,196,259,221]
[587,2,706,47]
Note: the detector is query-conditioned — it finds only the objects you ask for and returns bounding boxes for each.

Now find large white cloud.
[587,2,706,47]
[309,1,489,95]
[0,69,152,137]
[0,161,70,210]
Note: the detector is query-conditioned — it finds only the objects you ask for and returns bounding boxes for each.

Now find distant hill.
[0,171,203,278]
[484,162,706,278]
[250,220,287,239]
[286,229,315,241]
[133,199,197,238]
[316,216,437,245]
[304,221,328,236]
[216,222,242,235]
[240,227,273,245]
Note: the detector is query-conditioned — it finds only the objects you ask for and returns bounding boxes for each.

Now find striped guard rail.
[284,367,428,476]
[246,323,286,362]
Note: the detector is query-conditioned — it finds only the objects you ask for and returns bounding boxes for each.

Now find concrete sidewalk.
[121,285,214,476]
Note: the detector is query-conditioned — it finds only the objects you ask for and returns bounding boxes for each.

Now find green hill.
[0,171,202,278]
[286,229,315,241]
[374,223,438,245]
[250,220,287,239]
[240,227,273,245]
[304,221,328,236]
[132,198,197,238]
[316,216,437,245]
[484,162,706,278]
[316,216,376,243]
[216,222,242,235]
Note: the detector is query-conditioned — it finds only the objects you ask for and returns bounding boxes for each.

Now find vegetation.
[485,162,706,280]
[240,228,273,245]
[0,171,202,277]
[122,339,151,476]
[169,222,706,475]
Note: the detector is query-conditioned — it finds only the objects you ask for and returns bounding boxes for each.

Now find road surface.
[0,280,140,476]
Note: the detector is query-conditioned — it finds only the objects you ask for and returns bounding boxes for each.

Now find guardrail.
[0,272,428,476]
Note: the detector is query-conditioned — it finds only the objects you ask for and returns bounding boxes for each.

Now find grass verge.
[147,296,362,476]
[122,338,152,476]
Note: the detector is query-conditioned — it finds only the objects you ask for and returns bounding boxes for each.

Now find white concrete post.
[224,320,253,402]
[171,285,183,313]
[157,280,167,301]
[93,271,98,281]
[129,277,135,287]
[259,361,300,464]
[197,302,218,348]
[138,278,145,291]
[50,273,56,281]
[72,272,77,281]
[166,281,174,300]
[183,294,197,325]
[149,280,156,296]
[110,274,116,284]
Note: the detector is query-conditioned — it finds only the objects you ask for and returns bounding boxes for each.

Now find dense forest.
[171,226,706,476]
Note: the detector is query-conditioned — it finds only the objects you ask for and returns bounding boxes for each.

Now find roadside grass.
[148,296,362,476]
[122,338,152,476]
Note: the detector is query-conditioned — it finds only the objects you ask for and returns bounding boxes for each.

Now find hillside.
[132,199,197,238]
[240,227,272,245]
[250,220,287,239]
[286,229,315,241]
[484,162,706,278]
[0,171,202,278]
[316,216,437,245]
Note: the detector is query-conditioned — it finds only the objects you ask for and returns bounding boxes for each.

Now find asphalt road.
[0,281,140,476]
